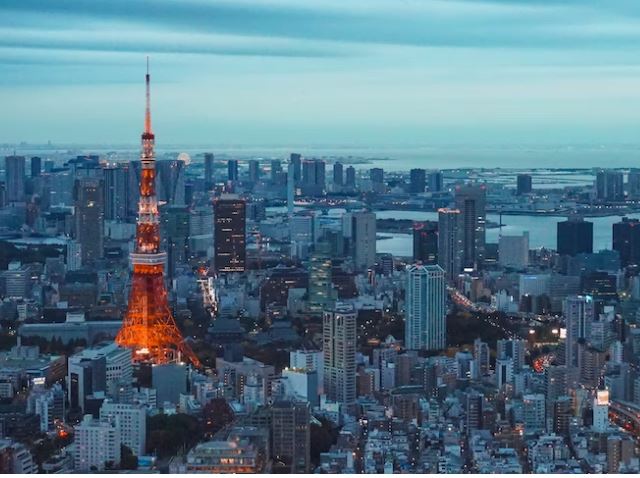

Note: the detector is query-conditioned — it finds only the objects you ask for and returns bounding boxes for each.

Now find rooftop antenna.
[144,56,152,135]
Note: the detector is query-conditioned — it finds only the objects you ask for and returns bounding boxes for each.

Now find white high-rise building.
[74,414,122,472]
[290,349,323,394]
[100,400,146,456]
[323,303,357,405]
[499,232,529,269]
[593,388,610,433]
[564,295,595,368]
[405,264,446,351]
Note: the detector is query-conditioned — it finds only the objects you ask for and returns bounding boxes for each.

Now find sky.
[1,0,640,147]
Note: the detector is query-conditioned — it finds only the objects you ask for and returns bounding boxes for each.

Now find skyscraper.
[290,153,302,185]
[369,167,384,193]
[563,295,595,369]
[409,168,426,194]
[248,160,260,183]
[333,162,344,187]
[454,184,486,270]
[437,208,463,279]
[270,159,281,182]
[557,217,593,256]
[301,159,325,196]
[323,303,357,406]
[613,217,640,267]
[345,166,356,189]
[347,210,377,271]
[427,171,443,192]
[73,177,104,265]
[596,169,624,201]
[227,159,239,182]
[405,264,446,351]
[413,221,438,264]
[103,162,130,222]
[308,241,334,314]
[214,194,246,273]
[204,152,214,188]
[30,156,42,178]
[516,174,532,195]
[5,155,26,203]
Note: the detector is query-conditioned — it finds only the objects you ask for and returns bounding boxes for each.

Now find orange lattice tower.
[116,60,201,368]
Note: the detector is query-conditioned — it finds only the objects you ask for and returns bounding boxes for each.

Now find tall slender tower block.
[116,61,200,368]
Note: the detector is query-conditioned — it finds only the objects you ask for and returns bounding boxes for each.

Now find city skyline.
[2,1,640,146]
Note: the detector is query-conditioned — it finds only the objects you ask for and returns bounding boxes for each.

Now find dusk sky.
[2,0,640,146]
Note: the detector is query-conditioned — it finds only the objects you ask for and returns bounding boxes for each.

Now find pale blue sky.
[1,0,640,146]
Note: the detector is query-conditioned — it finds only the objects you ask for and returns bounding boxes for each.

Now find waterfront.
[375,210,640,256]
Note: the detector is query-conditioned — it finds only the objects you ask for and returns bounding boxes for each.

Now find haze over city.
[2,0,640,149]
[2,1,640,476]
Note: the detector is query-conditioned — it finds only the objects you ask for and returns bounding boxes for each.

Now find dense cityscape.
[0,63,639,474]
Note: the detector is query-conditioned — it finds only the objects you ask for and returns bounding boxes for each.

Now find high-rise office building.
[308,241,334,314]
[437,208,463,279]
[628,169,640,199]
[613,217,640,267]
[270,160,282,182]
[204,152,214,188]
[413,221,438,264]
[74,177,104,265]
[301,159,325,196]
[557,217,593,256]
[563,295,595,369]
[345,166,356,189]
[228,159,239,182]
[405,264,446,351]
[323,303,357,405]
[516,174,532,195]
[30,156,42,178]
[5,155,26,203]
[290,153,302,185]
[271,400,310,473]
[346,211,376,271]
[369,167,384,193]
[214,194,246,273]
[498,232,529,269]
[409,168,426,194]
[454,184,486,270]
[596,169,624,201]
[427,171,443,192]
[161,204,190,277]
[249,160,261,183]
[155,159,185,205]
[103,163,130,222]
[333,162,344,187]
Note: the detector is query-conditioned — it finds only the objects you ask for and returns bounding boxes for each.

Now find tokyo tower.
[116,61,201,368]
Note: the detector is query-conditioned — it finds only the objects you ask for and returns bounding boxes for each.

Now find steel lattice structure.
[116,61,201,368]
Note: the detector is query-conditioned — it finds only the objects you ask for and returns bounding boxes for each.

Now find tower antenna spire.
[145,56,152,135]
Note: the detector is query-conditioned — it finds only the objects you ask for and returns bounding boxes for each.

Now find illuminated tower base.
[117,261,200,367]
